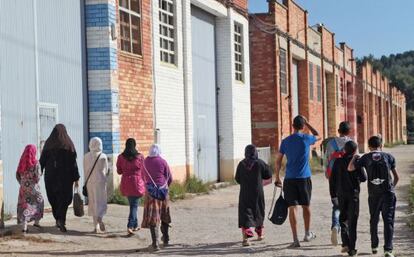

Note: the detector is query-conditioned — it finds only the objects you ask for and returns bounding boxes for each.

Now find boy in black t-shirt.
[348,136,400,257]
[330,141,367,256]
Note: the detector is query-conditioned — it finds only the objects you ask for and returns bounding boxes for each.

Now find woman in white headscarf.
[83,137,109,233]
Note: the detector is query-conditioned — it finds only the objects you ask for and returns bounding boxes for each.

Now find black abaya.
[40,149,80,224]
[235,159,272,228]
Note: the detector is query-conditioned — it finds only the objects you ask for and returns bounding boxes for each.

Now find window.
[340,78,345,106]
[316,66,322,102]
[336,75,339,106]
[279,49,287,94]
[309,63,314,100]
[234,23,244,82]
[119,0,142,55]
[159,0,175,64]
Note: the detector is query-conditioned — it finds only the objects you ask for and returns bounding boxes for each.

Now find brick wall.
[117,0,154,154]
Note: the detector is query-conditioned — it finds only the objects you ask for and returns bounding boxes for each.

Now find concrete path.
[1,145,414,256]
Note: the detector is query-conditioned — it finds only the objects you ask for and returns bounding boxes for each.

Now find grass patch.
[169,181,186,201]
[108,187,129,206]
[310,156,324,173]
[384,141,405,148]
[185,176,209,194]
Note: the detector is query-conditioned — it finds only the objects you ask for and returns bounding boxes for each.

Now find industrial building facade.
[249,0,406,154]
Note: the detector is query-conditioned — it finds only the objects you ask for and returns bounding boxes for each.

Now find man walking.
[324,121,352,245]
[275,116,321,247]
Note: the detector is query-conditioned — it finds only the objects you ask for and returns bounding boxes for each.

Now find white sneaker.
[304,232,316,242]
[384,251,394,257]
[331,227,339,246]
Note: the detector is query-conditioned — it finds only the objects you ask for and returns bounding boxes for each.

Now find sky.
[248,0,414,58]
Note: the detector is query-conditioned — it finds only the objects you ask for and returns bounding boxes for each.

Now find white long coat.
[83,143,108,218]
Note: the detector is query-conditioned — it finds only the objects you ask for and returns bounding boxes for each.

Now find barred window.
[340,77,345,106]
[336,75,339,106]
[279,49,287,94]
[316,65,322,102]
[234,23,244,82]
[309,63,314,100]
[119,0,142,55]
[159,0,175,64]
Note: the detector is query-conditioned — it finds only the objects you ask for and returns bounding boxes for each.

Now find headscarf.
[243,144,258,170]
[89,137,103,156]
[42,124,76,153]
[148,144,161,157]
[17,144,38,174]
[122,138,139,161]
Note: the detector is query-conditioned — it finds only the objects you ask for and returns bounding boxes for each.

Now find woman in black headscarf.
[235,144,272,246]
[39,124,80,232]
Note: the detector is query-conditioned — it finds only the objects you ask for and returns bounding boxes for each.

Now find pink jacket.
[116,154,146,197]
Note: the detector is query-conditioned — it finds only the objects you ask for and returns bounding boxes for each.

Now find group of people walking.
[236,116,399,257]
[15,124,172,251]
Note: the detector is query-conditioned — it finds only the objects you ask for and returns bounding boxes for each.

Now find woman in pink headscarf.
[16,144,44,233]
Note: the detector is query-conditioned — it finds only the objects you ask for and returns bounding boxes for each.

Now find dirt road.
[1,145,414,256]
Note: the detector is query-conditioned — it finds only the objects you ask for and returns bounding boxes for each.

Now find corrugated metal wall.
[0,0,86,214]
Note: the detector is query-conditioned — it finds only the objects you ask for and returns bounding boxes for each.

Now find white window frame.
[119,0,142,55]
[159,0,176,65]
[234,22,244,82]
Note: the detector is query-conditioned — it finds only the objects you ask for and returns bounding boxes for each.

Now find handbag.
[268,185,288,225]
[82,153,102,197]
[73,187,84,217]
[143,164,169,201]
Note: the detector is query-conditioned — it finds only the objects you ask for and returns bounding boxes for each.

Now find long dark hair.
[122,138,139,161]
[43,124,76,154]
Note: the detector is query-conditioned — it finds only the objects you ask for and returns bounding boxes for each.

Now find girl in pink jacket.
[116,138,145,235]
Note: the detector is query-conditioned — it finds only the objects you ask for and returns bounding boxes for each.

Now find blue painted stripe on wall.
[87,47,117,70]
[85,4,116,27]
[88,89,119,113]
[89,131,120,154]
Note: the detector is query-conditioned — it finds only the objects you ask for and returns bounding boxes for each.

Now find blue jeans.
[127,196,140,229]
[332,201,340,230]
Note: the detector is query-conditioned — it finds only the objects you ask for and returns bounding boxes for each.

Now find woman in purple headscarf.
[235,144,272,246]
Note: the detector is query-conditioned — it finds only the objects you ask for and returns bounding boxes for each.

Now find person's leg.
[149,225,160,251]
[382,193,396,253]
[127,196,139,230]
[22,221,28,232]
[339,197,349,249]
[255,226,264,239]
[368,195,381,252]
[289,206,299,243]
[161,222,170,245]
[98,216,106,232]
[331,199,341,245]
[303,205,311,233]
[348,196,359,253]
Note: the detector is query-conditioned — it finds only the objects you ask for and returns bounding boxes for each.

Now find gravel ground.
[1,145,414,257]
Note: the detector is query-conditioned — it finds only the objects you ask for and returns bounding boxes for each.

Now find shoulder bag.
[143,164,169,201]
[83,153,102,197]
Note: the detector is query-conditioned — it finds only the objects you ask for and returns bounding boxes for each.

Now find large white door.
[191,6,218,182]
[292,60,300,116]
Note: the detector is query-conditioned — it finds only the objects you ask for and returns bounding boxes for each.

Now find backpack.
[325,139,345,178]
[367,152,392,195]
[268,186,288,225]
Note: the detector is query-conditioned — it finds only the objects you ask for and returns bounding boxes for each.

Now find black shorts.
[283,178,312,207]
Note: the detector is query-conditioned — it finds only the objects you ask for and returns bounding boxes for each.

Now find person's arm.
[235,163,242,184]
[165,161,173,186]
[116,156,123,175]
[348,154,360,172]
[261,160,273,180]
[16,172,21,184]
[391,168,399,187]
[39,150,47,172]
[303,116,321,141]
[274,152,284,187]
[73,155,80,187]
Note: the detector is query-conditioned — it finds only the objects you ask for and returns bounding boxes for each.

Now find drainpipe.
[33,0,40,153]
[151,1,158,144]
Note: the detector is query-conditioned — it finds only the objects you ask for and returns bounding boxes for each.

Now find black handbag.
[268,185,288,225]
[83,153,102,197]
[73,187,84,217]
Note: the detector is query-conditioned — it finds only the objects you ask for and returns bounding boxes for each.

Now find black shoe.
[57,220,67,232]
[22,229,28,233]
[348,249,358,256]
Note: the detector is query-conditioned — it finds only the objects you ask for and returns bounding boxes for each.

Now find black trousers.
[339,195,359,251]
[368,192,396,251]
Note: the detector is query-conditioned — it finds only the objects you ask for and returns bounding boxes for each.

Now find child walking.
[348,136,399,257]
[235,145,272,246]
[330,141,367,256]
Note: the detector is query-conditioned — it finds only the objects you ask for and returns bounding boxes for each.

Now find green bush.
[409,178,414,228]
[185,176,209,194]
[109,187,129,205]
[169,181,186,201]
